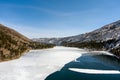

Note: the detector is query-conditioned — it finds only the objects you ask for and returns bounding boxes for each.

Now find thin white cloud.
[0,3,77,16]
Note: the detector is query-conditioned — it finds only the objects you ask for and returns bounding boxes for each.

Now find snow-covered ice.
[69,68,120,74]
[0,46,85,80]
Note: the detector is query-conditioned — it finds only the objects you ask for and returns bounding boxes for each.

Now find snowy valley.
[33,20,120,57]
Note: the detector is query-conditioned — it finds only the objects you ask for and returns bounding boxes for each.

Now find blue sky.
[0,0,120,38]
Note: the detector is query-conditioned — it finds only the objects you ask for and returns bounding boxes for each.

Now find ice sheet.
[69,68,120,74]
[0,46,84,80]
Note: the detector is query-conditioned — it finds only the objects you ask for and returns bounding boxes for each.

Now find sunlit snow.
[0,46,85,80]
[69,68,120,74]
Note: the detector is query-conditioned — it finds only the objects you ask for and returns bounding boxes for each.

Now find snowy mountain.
[32,38,61,45]
[33,20,120,45]
[33,20,120,57]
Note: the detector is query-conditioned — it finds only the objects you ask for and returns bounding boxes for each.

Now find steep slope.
[0,24,31,61]
[0,24,54,61]
[33,19,120,47]
[33,20,120,57]
[62,20,120,43]
[61,20,120,57]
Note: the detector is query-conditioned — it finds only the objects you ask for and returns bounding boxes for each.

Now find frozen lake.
[0,46,120,80]
[0,46,85,80]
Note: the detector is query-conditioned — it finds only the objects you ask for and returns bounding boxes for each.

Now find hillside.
[0,24,54,61]
[61,20,120,57]
[33,20,120,58]
[61,20,120,43]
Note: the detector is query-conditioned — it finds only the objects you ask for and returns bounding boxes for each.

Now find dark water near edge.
[45,53,120,80]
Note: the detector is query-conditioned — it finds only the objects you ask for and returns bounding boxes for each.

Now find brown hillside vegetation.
[0,24,54,61]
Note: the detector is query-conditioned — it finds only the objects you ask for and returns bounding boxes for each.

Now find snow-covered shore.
[0,46,85,80]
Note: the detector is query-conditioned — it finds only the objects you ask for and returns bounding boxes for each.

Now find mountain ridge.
[33,20,120,57]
